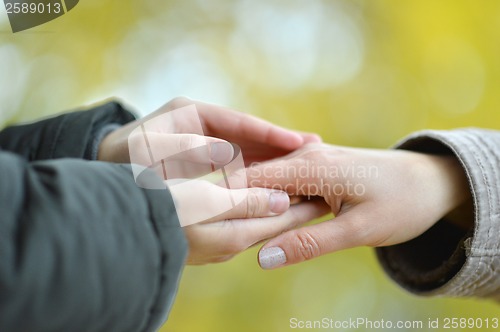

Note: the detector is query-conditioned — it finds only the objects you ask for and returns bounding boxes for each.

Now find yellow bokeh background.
[1,1,499,331]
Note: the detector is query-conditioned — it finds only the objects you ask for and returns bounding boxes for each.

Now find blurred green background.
[1,1,499,331]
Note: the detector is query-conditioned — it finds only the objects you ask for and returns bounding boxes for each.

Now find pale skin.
[98,97,321,165]
[98,97,324,264]
[247,144,473,269]
[99,98,473,268]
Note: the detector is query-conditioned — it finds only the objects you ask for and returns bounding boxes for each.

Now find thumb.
[257,211,368,269]
[147,133,234,164]
[216,187,291,221]
[167,180,291,227]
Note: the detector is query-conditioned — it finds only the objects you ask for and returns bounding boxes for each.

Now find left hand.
[170,178,329,264]
[98,97,321,166]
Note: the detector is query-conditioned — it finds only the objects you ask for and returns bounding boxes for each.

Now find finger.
[129,132,234,167]
[191,99,305,150]
[239,145,301,166]
[193,200,330,259]
[257,209,371,269]
[296,131,323,144]
[243,200,331,245]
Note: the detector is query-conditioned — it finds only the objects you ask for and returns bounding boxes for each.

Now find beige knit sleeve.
[376,128,500,299]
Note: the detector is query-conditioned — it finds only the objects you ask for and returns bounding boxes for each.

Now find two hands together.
[98,97,472,269]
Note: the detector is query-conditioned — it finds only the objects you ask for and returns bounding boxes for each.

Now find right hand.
[246,144,472,269]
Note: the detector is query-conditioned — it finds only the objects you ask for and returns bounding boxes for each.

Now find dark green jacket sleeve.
[0,101,135,160]
[0,102,187,331]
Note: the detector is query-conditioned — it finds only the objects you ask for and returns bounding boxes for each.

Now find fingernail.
[310,134,322,143]
[259,247,287,269]
[210,142,233,164]
[269,191,289,213]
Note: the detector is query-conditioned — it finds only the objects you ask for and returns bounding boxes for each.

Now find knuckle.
[337,216,377,246]
[339,218,364,236]
[369,233,392,247]
[178,135,196,152]
[291,230,321,262]
[245,190,262,218]
[168,96,190,109]
[362,221,391,247]
[221,238,246,255]
[217,222,248,255]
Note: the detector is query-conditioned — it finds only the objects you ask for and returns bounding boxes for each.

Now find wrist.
[96,124,122,162]
[422,154,473,227]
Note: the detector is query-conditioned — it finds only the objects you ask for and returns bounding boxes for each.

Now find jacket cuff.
[376,128,500,298]
[56,101,136,160]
